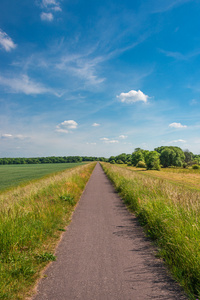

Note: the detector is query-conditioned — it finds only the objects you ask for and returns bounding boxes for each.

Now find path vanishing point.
[32,163,187,300]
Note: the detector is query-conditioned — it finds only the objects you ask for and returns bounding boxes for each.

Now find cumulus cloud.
[100,137,109,141]
[56,120,78,133]
[92,123,100,127]
[169,122,187,128]
[40,12,54,21]
[40,0,62,17]
[119,135,127,139]
[0,74,52,95]
[0,29,17,52]
[51,6,62,11]
[42,0,57,6]
[117,90,149,103]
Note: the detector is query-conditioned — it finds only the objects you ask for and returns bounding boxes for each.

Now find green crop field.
[0,163,85,192]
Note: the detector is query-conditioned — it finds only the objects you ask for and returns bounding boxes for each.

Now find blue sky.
[0,0,200,158]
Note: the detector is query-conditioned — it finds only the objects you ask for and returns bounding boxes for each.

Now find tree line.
[108,146,200,170]
[0,156,107,165]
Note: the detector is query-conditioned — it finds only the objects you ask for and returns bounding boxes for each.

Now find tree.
[131,149,145,166]
[145,151,161,170]
[109,156,116,163]
[184,149,193,164]
[155,146,185,167]
[115,153,127,164]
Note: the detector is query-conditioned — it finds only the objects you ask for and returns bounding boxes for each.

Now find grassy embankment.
[0,163,86,192]
[0,162,95,299]
[101,162,200,299]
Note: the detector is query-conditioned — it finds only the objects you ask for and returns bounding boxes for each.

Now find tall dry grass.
[102,162,200,299]
[0,162,95,299]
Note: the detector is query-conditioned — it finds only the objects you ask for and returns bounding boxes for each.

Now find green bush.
[136,161,146,168]
[116,160,124,164]
[192,164,199,169]
[110,160,115,164]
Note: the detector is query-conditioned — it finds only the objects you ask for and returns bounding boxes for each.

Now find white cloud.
[119,135,127,139]
[0,74,52,95]
[42,0,57,6]
[56,120,78,133]
[40,0,62,12]
[169,139,186,144]
[0,29,17,52]
[92,123,100,127]
[40,12,54,21]
[117,90,149,103]
[169,122,187,128]
[69,63,105,86]
[1,133,13,138]
[1,133,27,139]
[51,6,62,11]
[106,140,119,143]
[100,137,119,144]
[56,54,105,86]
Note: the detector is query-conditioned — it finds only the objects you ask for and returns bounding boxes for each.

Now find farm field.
[119,164,200,191]
[0,163,86,192]
[102,162,200,299]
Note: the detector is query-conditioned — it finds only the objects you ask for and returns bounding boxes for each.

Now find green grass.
[0,163,85,192]
[0,162,95,299]
[102,162,200,299]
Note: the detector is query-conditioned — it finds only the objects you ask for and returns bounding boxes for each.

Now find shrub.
[136,161,146,168]
[110,160,115,164]
[192,164,199,169]
[116,160,124,164]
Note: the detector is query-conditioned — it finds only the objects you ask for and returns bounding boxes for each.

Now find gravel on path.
[32,162,187,300]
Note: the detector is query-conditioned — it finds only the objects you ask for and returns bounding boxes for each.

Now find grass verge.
[101,162,200,299]
[0,162,96,299]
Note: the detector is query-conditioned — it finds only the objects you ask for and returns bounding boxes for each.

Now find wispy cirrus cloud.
[149,0,192,14]
[0,74,56,95]
[117,90,149,103]
[56,120,78,133]
[159,48,200,61]
[0,29,17,52]
[56,53,105,86]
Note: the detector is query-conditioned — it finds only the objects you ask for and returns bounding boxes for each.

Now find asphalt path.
[32,163,187,300]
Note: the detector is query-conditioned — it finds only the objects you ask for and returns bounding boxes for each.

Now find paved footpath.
[32,163,187,300]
